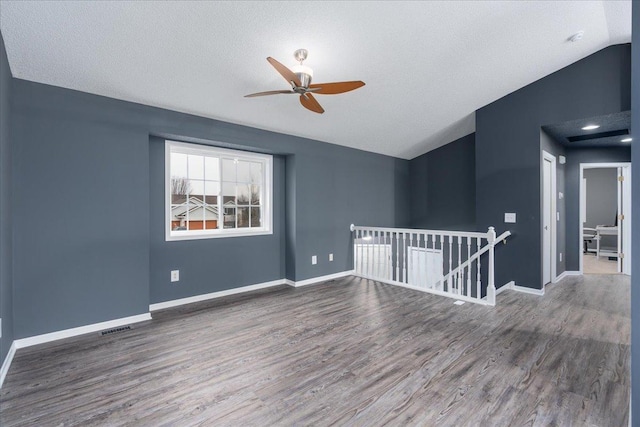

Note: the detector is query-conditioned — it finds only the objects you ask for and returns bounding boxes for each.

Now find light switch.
[504,213,516,223]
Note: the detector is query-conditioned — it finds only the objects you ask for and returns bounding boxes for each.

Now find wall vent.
[100,325,131,336]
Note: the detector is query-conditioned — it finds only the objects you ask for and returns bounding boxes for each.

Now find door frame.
[542,151,557,286]
[578,162,632,275]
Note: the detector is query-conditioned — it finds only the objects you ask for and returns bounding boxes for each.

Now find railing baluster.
[373,231,378,278]
[395,232,400,282]
[448,235,453,293]
[368,229,373,278]
[421,233,426,289]
[476,237,481,299]
[467,237,472,298]
[457,236,462,295]
[402,233,407,283]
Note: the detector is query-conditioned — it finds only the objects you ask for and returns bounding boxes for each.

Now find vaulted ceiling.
[0,1,631,159]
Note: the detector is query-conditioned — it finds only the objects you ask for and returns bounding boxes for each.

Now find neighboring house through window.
[166,140,272,240]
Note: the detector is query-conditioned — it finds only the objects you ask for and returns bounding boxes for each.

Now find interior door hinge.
[618,175,624,182]
[619,214,624,221]
[620,253,624,259]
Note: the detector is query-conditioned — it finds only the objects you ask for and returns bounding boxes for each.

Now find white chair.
[583,227,597,254]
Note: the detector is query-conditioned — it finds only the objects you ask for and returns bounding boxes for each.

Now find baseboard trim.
[150,279,286,311]
[14,313,152,350]
[513,284,545,296]
[151,272,355,311]
[496,281,515,295]
[0,341,17,389]
[291,270,354,287]
[554,271,581,282]
[495,281,544,296]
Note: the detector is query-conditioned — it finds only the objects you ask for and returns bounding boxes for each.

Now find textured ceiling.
[0,1,631,159]
[543,111,631,148]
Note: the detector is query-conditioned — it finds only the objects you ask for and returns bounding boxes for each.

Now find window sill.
[165,229,273,241]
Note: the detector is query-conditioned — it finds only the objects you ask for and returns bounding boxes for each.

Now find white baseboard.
[496,281,544,296]
[0,341,17,389]
[554,271,581,282]
[150,271,353,311]
[150,279,286,311]
[496,281,515,295]
[14,313,152,349]
[513,284,545,296]
[290,270,354,287]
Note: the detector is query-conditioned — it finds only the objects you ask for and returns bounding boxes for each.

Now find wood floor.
[0,274,630,426]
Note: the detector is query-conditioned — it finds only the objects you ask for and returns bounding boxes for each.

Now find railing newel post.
[487,226,496,306]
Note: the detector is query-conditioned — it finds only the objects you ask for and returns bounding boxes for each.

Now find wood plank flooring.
[0,274,630,426]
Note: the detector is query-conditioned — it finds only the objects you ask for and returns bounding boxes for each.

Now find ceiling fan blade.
[244,90,295,98]
[267,57,302,88]
[308,80,365,95]
[299,93,325,114]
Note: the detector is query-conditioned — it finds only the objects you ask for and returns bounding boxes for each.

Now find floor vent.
[100,325,132,336]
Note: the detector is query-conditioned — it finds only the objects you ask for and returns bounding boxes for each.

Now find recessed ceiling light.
[621,137,632,143]
[581,124,600,130]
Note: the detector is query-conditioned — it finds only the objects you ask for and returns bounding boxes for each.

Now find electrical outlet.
[171,270,180,282]
[329,253,334,262]
[504,212,516,223]
[312,255,317,265]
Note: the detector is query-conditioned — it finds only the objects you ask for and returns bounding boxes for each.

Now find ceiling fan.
[244,49,365,114]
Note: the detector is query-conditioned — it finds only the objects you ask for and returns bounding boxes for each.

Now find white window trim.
[165,140,273,241]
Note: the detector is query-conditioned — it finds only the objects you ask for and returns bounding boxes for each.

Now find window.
[166,140,272,240]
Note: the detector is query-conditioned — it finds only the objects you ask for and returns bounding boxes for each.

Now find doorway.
[579,163,632,275]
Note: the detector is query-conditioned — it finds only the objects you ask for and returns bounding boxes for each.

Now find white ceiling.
[0,1,631,159]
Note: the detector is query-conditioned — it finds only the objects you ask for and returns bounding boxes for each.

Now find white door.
[542,158,552,285]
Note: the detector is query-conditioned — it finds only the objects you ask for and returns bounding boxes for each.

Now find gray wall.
[10,77,409,338]
[564,147,631,271]
[540,130,566,275]
[631,0,640,419]
[583,168,618,250]
[476,44,630,289]
[0,32,14,362]
[409,133,476,231]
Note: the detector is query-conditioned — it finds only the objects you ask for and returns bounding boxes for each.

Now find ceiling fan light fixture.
[291,64,313,88]
[292,63,313,78]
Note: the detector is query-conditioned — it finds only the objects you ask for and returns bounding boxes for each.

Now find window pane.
[204,181,219,205]
[188,155,204,180]
[237,207,250,228]
[188,220,204,230]
[237,184,251,205]
[250,162,263,184]
[171,205,187,230]
[237,160,252,183]
[250,207,261,227]
[204,156,220,181]
[189,180,205,200]
[222,159,236,182]
[250,185,261,205]
[171,152,188,179]
[204,201,219,230]
[224,206,236,229]
[222,182,236,204]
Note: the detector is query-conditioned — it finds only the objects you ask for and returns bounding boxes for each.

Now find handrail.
[350,224,489,239]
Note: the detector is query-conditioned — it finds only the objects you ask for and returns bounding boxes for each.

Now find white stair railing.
[350,225,511,306]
